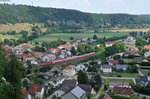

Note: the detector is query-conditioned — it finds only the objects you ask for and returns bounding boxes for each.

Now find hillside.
[1,4,150,29]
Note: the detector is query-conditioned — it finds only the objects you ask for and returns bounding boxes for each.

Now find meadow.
[33,32,129,42]
[0,34,22,40]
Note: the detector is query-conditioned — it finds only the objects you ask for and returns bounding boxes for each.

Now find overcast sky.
[1,0,150,14]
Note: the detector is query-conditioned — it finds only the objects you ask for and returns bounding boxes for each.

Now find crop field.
[0,23,45,33]
[0,34,22,40]
[34,32,129,42]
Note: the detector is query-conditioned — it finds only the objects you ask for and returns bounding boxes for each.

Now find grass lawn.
[102,72,139,78]
[104,79,133,85]
[116,72,139,78]
[33,32,129,42]
[0,34,22,40]
[123,58,133,63]
[141,69,150,76]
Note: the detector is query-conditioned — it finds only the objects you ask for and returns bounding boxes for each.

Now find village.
[1,33,150,99]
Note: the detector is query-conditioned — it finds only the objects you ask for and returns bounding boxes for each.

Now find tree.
[70,37,74,40]
[93,35,98,40]
[148,71,150,76]
[71,47,77,55]
[4,55,24,99]
[23,79,29,90]
[126,64,138,73]
[77,70,89,84]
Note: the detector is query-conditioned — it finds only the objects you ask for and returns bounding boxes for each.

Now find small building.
[116,65,126,71]
[61,86,86,99]
[109,82,131,90]
[42,54,56,62]
[99,94,112,99]
[132,57,144,63]
[113,87,132,97]
[75,64,87,72]
[21,89,28,99]
[105,41,115,47]
[135,76,150,86]
[144,45,150,50]
[49,76,65,88]
[108,59,119,65]
[54,80,77,97]
[28,85,44,99]
[100,65,114,73]
[63,65,76,76]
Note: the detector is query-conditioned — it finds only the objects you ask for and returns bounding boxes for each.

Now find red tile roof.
[21,89,28,99]
[144,45,150,50]
[105,41,115,45]
[108,59,119,64]
[49,67,59,72]
[22,44,33,49]
[113,87,132,96]
[65,65,74,69]
[29,85,43,94]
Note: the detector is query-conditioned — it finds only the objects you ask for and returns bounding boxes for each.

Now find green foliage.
[131,83,150,95]
[136,38,149,47]
[0,4,150,29]
[126,64,138,73]
[77,70,89,84]
[0,47,24,99]
[105,42,125,56]
[108,92,130,99]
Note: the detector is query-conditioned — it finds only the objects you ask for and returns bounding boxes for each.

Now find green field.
[33,32,129,42]
[102,72,139,78]
[141,69,150,76]
[104,79,133,85]
[0,34,22,40]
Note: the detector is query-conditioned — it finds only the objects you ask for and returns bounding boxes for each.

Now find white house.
[144,51,150,58]
[100,65,113,73]
[109,82,131,90]
[75,64,87,72]
[42,54,56,62]
[105,41,115,47]
[49,76,65,88]
[63,65,76,76]
[28,85,44,99]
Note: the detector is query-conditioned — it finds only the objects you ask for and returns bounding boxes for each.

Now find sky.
[1,0,150,14]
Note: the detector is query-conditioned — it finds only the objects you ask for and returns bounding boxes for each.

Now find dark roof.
[29,85,43,94]
[99,94,112,99]
[133,57,144,63]
[78,84,92,94]
[59,80,77,93]
[101,65,114,69]
[135,76,149,86]
[113,87,132,96]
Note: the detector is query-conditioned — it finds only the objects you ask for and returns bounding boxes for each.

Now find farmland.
[33,32,129,42]
[0,34,22,40]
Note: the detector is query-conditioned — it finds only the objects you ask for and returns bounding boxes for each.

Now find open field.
[0,34,22,40]
[110,28,150,32]
[102,72,139,78]
[33,32,129,42]
[104,79,133,85]
[141,69,150,76]
[0,23,45,33]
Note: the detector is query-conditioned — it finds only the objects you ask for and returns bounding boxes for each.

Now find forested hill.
[1,4,150,28]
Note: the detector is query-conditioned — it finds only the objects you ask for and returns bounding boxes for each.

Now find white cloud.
[104,0,124,6]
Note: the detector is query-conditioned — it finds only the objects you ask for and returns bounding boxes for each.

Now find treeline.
[1,4,150,29]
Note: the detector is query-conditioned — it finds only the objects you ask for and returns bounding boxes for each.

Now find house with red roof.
[63,65,75,76]
[23,54,35,62]
[105,41,115,47]
[21,89,28,99]
[108,59,119,65]
[28,85,44,99]
[144,45,150,50]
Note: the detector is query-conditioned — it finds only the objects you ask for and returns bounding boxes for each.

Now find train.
[43,52,96,66]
